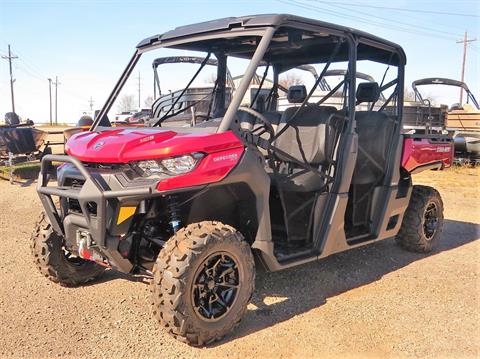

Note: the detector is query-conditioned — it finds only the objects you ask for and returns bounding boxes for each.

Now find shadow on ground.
[34,216,479,344]
[217,218,479,345]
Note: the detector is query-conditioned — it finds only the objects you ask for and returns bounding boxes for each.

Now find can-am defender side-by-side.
[32,15,453,345]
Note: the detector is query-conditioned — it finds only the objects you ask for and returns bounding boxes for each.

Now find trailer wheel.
[151,221,255,346]
[395,185,444,253]
[31,212,105,286]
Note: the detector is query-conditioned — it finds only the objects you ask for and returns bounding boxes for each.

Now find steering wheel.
[237,106,275,140]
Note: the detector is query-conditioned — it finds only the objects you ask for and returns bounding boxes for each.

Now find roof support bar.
[217,26,276,133]
[91,50,141,130]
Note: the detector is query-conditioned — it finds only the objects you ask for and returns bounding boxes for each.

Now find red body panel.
[401,137,453,173]
[65,128,243,163]
[157,147,245,191]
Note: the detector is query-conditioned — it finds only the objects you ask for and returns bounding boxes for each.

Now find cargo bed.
[401,134,453,173]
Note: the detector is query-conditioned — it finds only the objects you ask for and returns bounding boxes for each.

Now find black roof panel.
[137,14,405,59]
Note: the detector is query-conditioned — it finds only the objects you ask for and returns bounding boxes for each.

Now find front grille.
[83,162,127,170]
[64,178,85,188]
[66,198,97,216]
[67,198,82,213]
[87,201,97,215]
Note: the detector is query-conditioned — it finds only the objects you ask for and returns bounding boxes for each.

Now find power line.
[304,0,480,18]
[15,63,90,104]
[286,0,460,40]
[16,63,45,82]
[11,47,49,80]
[320,1,463,39]
[18,58,47,80]
[7,46,89,102]
[1,45,19,113]
[278,0,465,42]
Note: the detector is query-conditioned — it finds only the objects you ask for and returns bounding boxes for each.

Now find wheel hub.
[192,252,240,321]
[423,202,438,240]
[207,280,215,290]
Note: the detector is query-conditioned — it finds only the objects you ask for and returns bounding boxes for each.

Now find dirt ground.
[0,167,478,358]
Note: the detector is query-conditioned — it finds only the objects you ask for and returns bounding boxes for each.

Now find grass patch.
[0,162,42,180]
[0,161,60,181]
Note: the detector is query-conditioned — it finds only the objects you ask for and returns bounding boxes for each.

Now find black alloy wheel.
[192,252,240,321]
[423,202,439,240]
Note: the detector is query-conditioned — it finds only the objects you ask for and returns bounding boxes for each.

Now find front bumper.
[37,155,154,270]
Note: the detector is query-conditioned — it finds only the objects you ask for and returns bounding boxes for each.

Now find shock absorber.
[167,195,181,233]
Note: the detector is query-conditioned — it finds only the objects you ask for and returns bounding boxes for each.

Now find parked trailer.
[411,77,480,162]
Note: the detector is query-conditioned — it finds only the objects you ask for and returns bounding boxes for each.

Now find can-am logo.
[213,153,238,162]
[436,146,451,153]
[93,141,105,150]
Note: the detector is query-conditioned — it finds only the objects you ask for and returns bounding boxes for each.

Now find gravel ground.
[0,167,478,358]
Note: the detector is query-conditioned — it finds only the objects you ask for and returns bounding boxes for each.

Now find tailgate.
[401,134,453,173]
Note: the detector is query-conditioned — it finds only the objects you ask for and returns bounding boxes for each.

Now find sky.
[0,0,479,124]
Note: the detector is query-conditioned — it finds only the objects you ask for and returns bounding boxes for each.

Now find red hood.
[65,128,243,163]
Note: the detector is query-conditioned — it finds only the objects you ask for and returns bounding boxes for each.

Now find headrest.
[356,82,380,103]
[287,85,307,103]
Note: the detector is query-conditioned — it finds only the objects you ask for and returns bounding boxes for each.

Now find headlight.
[133,153,203,178]
[136,160,164,177]
[161,155,197,174]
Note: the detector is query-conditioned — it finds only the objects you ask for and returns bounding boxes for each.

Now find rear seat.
[271,85,338,192]
[239,111,282,132]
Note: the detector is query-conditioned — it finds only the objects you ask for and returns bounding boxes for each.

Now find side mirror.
[356,82,380,104]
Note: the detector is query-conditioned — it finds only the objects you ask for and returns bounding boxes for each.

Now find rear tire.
[31,212,105,286]
[151,221,255,346]
[395,185,444,253]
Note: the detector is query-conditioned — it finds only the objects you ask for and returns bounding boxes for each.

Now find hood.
[65,128,243,163]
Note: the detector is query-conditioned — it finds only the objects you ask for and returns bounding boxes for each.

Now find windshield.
[93,29,271,131]
[106,49,224,127]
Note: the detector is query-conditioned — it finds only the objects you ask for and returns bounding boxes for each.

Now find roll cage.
[92,14,405,131]
[412,77,479,109]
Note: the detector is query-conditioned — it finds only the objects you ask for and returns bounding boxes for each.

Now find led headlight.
[134,153,203,178]
[161,154,198,174]
[136,160,164,177]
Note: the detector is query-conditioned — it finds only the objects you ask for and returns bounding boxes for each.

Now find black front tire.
[151,221,255,346]
[395,185,444,253]
[31,212,105,287]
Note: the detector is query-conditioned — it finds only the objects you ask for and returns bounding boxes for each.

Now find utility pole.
[456,31,477,104]
[53,76,61,125]
[2,45,19,113]
[137,71,141,108]
[88,96,94,112]
[48,78,52,125]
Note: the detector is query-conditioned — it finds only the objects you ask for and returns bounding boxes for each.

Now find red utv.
[32,15,453,346]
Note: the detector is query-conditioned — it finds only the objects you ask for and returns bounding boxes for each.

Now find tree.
[144,96,154,108]
[203,72,217,84]
[117,94,135,112]
[404,88,417,102]
[404,87,436,104]
[279,73,304,89]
